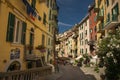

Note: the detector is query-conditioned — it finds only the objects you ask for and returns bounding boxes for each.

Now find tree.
[97,28,120,80]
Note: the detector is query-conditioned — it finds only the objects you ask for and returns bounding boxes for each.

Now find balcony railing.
[104,14,119,29]
[52,6,58,15]
[39,0,46,3]
[24,49,43,61]
[94,7,99,13]
[0,66,52,80]
[96,13,104,21]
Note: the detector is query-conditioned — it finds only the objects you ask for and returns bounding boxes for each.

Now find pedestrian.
[54,60,59,73]
[63,61,66,66]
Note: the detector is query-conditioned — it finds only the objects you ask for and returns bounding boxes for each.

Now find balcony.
[104,15,120,30]
[52,7,58,15]
[72,33,78,39]
[49,17,58,24]
[55,40,60,44]
[0,66,52,80]
[25,50,42,61]
[88,40,95,46]
[96,13,104,21]
[94,7,99,13]
[39,0,46,3]
[97,23,104,33]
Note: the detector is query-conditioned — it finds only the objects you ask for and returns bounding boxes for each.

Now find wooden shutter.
[6,12,15,42]
[21,22,27,44]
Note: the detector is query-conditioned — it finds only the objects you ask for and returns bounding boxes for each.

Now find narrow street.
[40,64,97,80]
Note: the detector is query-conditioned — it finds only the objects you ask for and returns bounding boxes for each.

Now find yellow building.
[0,0,58,72]
[104,0,120,34]
[95,0,120,40]
[94,0,106,41]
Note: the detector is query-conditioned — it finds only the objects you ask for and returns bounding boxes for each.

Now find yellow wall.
[0,0,55,72]
[96,0,106,40]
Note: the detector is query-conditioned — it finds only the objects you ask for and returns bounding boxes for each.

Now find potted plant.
[25,44,33,50]
[36,45,46,52]
[97,29,120,80]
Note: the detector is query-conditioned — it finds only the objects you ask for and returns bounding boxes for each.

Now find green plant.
[97,29,120,80]
[36,45,46,52]
[94,66,99,73]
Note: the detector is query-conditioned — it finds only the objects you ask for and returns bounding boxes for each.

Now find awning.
[75,55,82,60]
[57,57,70,60]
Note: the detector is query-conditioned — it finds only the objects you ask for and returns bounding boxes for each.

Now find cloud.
[58,22,73,27]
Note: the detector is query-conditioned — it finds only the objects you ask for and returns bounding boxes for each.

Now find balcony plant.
[36,45,46,52]
[25,44,33,50]
[97,28,120,80]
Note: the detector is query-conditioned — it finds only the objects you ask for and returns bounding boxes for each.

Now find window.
[31,0,36,10]
[48,38,50,45]
[112,0,115,5]
[94,26,97,32]
[86,48,87,53]
[85,39,88,44]
[6,12,26,44]
[46,0,49,7]
[42,34,45,46]
[49,25,50,32]
[51,39,53,46]
[30,28,34,45]
[90,20,92,25]
[85,30,87,35]
[112,3,119,20]
[94,16,97,22]
[49,10,51,20]
[43,13,47,25]
[101,7,104,16]
[90,29,92,33]
[106,0,109,7]
[14,18,23,43]
[82,32,83,39]
[82,49,84,54]
[107,13,110,22]
[50,0,52,8]
[80,33,81,39]
[81,25,83,29]
[82,41,84,45]
[95,35,97,40]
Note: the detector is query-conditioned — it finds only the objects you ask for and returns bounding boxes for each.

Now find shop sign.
[10,48,20,60]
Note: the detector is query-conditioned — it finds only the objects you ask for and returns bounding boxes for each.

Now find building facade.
[78,15,90,56]
[88,4,97,57]
[0,0,58,72]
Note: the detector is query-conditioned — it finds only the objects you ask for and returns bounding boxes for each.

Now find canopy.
[57,57,70,61]
[75,55,82,60]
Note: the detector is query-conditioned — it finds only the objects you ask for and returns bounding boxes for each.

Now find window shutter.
[6,12,15,42]
[21,22,27,44]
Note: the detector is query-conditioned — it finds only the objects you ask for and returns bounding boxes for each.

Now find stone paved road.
[57,65,97,80]
[40,64,97,80]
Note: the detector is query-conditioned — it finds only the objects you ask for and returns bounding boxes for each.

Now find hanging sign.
[10,48,20,60]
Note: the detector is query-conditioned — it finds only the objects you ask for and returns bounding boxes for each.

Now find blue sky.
[56,0,94,33]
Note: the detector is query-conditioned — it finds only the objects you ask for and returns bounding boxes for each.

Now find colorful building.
[0,0,58,72]
[104,0,120,33]
[78,14,90,56]
[88,3,97,55]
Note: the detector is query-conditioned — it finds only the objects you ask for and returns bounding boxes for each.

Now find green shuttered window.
[6,12,15,42]
[21,22,27,44]
[6,12,27,44]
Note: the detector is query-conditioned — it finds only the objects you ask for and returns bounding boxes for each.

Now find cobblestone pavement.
[39,64,105,80]
[80,66,105,80]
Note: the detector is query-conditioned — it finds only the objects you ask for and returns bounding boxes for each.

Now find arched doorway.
[7,61,21,72]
